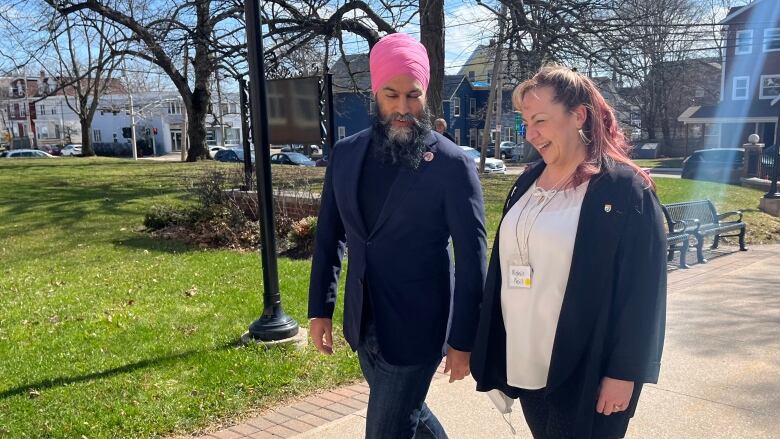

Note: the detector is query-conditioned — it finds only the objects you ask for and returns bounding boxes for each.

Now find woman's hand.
[596,377,634,416]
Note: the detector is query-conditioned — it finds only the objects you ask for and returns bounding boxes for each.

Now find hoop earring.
[578,128,591,145]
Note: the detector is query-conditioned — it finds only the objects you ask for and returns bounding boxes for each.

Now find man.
[308,33,487,439]
[434,118,456,143]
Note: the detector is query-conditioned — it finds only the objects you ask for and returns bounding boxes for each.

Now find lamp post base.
[759,197,780,217]
[246,304,300,341]
[240,327,308,349]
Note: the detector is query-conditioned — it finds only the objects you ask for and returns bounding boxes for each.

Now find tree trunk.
[419,0,444,118]
[80,116,95,156]
[186,86,210,162]
[185,0,213,162]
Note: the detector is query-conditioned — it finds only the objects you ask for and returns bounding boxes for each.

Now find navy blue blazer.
[308,128,487,365]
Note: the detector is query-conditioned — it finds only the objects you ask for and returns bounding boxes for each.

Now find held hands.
[596,376,634,416]
[444,347,471,383]
[309,318,333,355]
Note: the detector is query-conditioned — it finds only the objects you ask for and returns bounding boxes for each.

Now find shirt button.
[366,241,372,246]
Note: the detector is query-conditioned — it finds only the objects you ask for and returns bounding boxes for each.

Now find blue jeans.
[357,323,448,439]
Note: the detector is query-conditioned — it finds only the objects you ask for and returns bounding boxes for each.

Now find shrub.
[287,216,317,258]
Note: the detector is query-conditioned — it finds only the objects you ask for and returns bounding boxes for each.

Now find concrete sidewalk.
[200,245,780,439]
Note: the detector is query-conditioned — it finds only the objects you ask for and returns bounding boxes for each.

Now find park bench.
[661,200,747,264]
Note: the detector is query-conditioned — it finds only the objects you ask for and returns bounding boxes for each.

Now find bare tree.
[608,0,701,149]
[46,9,126,156]
[43,0,247,161]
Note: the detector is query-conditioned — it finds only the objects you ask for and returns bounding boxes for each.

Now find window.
[733,76,749,100]
[219,103,228,115]
[736,30,753,55]
[93,129,102,142]
[469,98,476,116]
[13,103,20,118]
[760,75,780,99]
[229,103,238,113]
[764,28,780,52]
[167,101,182,114]
[39,104,46,115]
[51,106,57,115]
[48,82,56,93]
[206,128,217,146]
[452,97,460,117]
[469,128,477,148]
[454,128,461,145]
[704,123,721,137]
[468,71,475,82]
[504,127,512,142]
[338,126,346,140]
[225,128,240,144]
[37,125,48,139]
[54,124,60,139]
[486,72,492,84]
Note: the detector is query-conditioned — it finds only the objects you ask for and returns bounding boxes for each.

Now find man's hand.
[309,318,333,355]
[596,377,634,416]
[444,347,471,383]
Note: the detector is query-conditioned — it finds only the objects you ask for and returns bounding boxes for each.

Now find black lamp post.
[244,0,299,341]
[766,114,780,199]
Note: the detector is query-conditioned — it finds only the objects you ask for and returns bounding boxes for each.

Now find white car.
[460,146,506,174]
[0,149,56,158]
[208,146,226,159]
[61,144,82,156]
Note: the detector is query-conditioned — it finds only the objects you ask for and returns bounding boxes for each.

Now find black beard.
[370,102,432,170]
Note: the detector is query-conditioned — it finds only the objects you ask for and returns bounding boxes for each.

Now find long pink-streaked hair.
[513,65,655,189]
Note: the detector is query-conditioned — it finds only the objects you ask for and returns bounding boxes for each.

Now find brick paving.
[196,244,750,439]
[196,364,448,439]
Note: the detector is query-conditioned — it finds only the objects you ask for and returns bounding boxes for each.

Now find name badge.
[508,264,532,289]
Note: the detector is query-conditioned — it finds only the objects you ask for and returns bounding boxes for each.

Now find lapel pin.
[423,151,434,162]
[604,204,612,213]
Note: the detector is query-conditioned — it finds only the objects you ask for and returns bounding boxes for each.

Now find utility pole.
[123,63,138,160]
[215,68,226,146]
[22,68,36,148]
[181,45,189,161]
[493,73,504,160]
[58,99,65,145]
[478,4,507,173]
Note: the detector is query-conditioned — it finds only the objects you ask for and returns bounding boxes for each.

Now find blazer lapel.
[342,132,371,239]
[367,132,438,239]
[546,171,618,392]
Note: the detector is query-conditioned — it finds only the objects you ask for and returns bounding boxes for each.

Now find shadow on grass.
[0,183,185,237]
[114,235,202,254]
[0,339,241,400]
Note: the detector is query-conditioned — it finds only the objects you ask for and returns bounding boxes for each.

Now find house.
[2,71,242,155]
[678,0,780,148]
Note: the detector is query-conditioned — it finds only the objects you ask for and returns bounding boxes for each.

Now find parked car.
[681,148,744,184]
[460,146,506,174]
[0,149,57,158]
[486,141,524,161]
[280,144,321,156]
[270,152,316,167]
[61,144,82,156]
[208,146,226,159]
[214,147,254,163]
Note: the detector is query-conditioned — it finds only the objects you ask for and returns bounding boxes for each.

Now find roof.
[678,101,780,124]
[720,0,777,25]
[443,75,467,100]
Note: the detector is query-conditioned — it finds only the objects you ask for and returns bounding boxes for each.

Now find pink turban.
[369,33,430,95]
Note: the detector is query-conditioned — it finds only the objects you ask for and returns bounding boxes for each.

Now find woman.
[470,65,667,439]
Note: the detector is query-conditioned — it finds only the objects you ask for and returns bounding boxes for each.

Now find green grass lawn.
[0,158,777,438]
[0,158,354,438]
[633,157,685,169]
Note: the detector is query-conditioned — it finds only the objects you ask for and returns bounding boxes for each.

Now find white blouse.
[498,180,588,389]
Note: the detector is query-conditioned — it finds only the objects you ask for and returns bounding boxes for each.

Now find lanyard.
[513,172,573,266]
